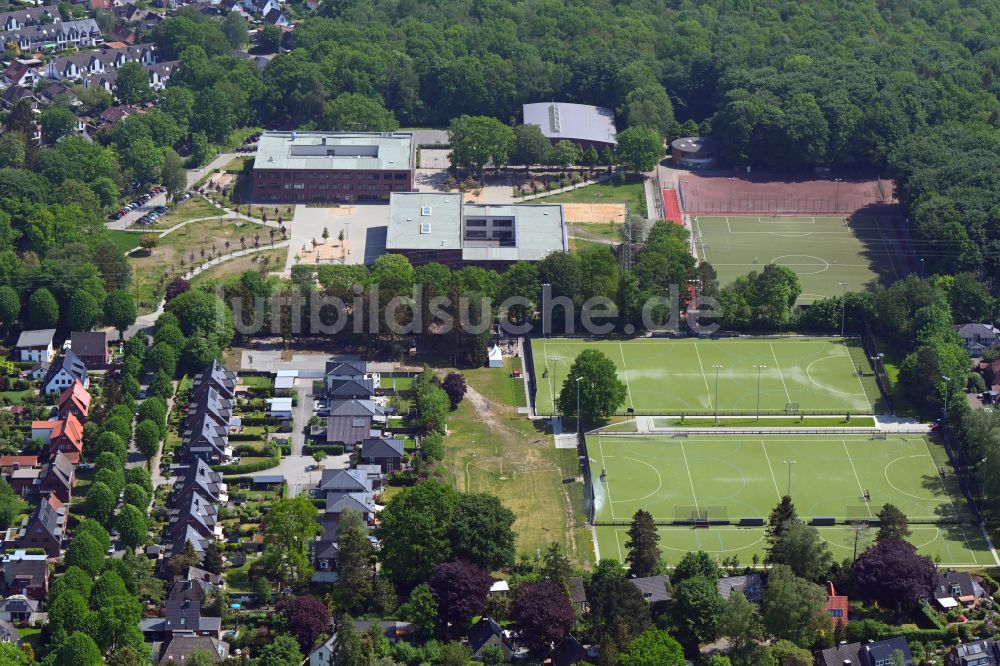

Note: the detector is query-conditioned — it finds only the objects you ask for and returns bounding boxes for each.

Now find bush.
[303,444,344,456]
[211,455,280,475]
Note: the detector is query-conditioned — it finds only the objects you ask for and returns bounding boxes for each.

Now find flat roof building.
[385,192,568,270]
[251,130,414,203]
[670,136,721,169]
[523,102,617,149]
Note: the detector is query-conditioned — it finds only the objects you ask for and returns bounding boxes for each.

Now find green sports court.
[691,215,908,303]
[589,434,995,567]
[531,337,877,416]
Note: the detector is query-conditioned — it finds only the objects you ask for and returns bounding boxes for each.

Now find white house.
[42,350,89,395]
[14,329,55,363]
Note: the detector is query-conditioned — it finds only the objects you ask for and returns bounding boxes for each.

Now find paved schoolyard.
[284,204,390,272]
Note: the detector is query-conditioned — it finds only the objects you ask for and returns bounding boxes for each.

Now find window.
[829,609,843,618]
[421,206,432,216]
[419,223,431,234]
[319,560,328,569]
[951,584,962,596]
[394,173,407,180]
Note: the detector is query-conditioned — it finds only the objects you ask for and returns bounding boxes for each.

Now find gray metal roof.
[523,102,617,145]
[253,131,413,172]
[670,136,721,154]
[386,192,567,261]
[15,329,55,348]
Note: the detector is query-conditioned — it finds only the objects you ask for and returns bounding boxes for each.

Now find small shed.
[488,345,503,368]
[252,474,285,489]
[266,397,293,419]
[274,369,297,391]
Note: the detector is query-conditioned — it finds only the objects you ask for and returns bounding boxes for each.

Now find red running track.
[662,189,683,224]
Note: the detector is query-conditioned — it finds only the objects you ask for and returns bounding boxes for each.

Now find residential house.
[181,412,232,464]
[42,350,89,395]
[818,637,913,666]
[113,3,144,22]
[57,380,91,422]
[325,490,376,525]
[167,492,221,542]
[0,85,40,112]
[0,18,103,54]
[69,331,110,367]
[1,60,40,87]
[38,81,78,106]
[947,640,1000,666]
[171,459,228,506]
[17,495,66,557]
[176,566,222,588]
[164,527,210,563]
[934,570,986,608]
[309,621,415,666]
[107,25,137,44]
[7,467,40,498]
[311,521,340,583]
[188,387,233,429]
[957,323,1000,356]
[1,550,48,600]
[628,575,671,603]
[24,363,49,382]
[551,636,596,666]
[359,437,404,472]
[327,378,375,400]
[163,578,222,638]
[825,582,849,630]
[0,619,19,645]
[0,456,38,475]
[325,359,378,390]
[0,7,60,32]
[717,574,764,602]
[39,451,75,503]
[326,415,377,449]
[0,596,42,625]
[14,329,55,363]
[156,633,229,665]
[31,413,84,457]
[190,360,237,401]
[468,617,514,662]
[262,7,290,26]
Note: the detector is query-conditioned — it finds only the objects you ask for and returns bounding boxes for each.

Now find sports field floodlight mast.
[783,460,797,496]
[753,365,767,421]
[839,282,849,336]
[712,364,723,424]
[540,283,551,337]
[576,376,582,435]
[941,375,951,422]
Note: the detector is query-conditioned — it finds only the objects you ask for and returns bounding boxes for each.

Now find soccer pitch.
[531,337,875,415]
[692,215,907,303]
[590,434,995,567]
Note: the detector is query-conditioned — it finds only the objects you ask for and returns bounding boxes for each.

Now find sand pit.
[562,203,627,225]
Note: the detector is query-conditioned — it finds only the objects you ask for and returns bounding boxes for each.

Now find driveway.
[230,453,350,497]
[284,203,390,272]
[291,379,314,455]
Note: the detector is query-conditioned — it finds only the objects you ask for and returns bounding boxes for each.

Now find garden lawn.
[534,174,648,217]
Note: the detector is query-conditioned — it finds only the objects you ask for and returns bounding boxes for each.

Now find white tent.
[936,596,959,609]
[488,345,503,368]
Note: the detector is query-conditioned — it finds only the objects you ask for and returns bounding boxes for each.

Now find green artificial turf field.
[692,215,907,303]
[531,337,876,415]
[590,434,995,567]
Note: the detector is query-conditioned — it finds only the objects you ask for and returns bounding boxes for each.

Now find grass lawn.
[439,370,593,567]
[129,217,270,313]
[461,357,526,408]
[383,376,414,392]
[190,247,287,287]
[223,156,254,174]
[105,229,144,253]
[532,337,876,416]
[535,174,648,217]
[239,376,273,390]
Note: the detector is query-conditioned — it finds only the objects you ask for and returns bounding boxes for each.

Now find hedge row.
[211,455,280,475]
[238,417,281,427]
[303,444,345,456]
[229,433,265,442]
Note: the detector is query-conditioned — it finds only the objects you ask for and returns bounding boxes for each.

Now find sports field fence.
[578,425,596,523]
[941,424,984,523]
[860,318,895,415]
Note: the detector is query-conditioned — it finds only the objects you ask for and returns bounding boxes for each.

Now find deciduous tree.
[376,479,459,587]
[276,596,330,653]
[429,560,493,636]
[556,348,628,426]
[448,492,516,571]
[620,629,685,666]
[852,539,935,610]
[761,565,829,647]
[510,581,574,654]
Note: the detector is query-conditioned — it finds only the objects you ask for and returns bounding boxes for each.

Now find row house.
[1,551,49,601]
[82,58,176,93]
[45,42,157,82]
[171,459,228,508]
[0,18,103,54]
[0,7,60,32]
[167,492,222,543]
[17,495,66,557]
[141,576,223,641]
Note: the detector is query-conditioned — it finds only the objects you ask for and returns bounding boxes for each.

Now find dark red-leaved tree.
[165,278,191,303]
[429,560,493,637]
[511,581,574,654]
[275,595,331,653]
[853,539,936,611]
[441,373,467,409]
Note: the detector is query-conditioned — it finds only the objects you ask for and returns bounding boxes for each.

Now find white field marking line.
[768,343,793,404]
[760,440,783,499]
[591,525,601,562]
[597,438,615,521]
[609,527,768,555]
[678,438,700,514]
[921,436,978,565]
[842,440,873,519]
[882,455,942,504]
[618,343,635,409]
[695,218,709,262]
[614,526,624,562]
[613,456,664,503]
[693,342,714,409]
[805,355,868,397]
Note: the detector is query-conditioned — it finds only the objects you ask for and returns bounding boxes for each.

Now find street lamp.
[941,375,952,422]
[753,365,767,421]
[712,364,723,425]
[728,177,735,211]
[839,282,849,337]
[541,283,551,338]
[783,460,797,496]
[576,377,583,435]
[834,178,842,212]
[920,257,925,279]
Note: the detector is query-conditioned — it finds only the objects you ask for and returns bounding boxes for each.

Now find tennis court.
[531,337,876,416]
[590,434,994,567]
[692,215,910,303]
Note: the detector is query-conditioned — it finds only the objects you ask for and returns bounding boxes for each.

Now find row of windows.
[257,183,401,192]
[257,171,409,181]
